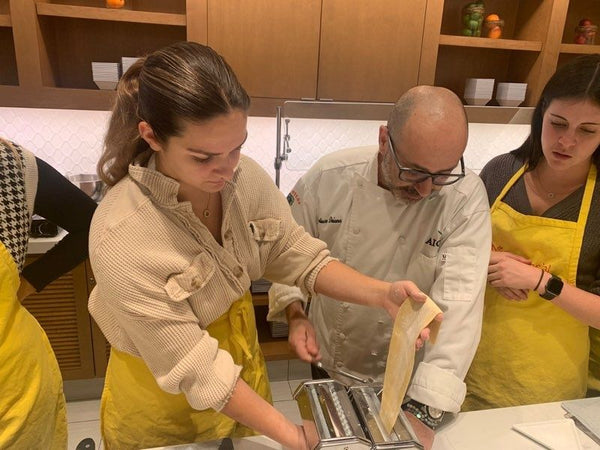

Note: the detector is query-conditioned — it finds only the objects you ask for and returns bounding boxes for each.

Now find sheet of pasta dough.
[379,296,442,434]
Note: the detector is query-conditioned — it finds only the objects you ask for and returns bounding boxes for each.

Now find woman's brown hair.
[513,54,600,170]
[98,41,250,186]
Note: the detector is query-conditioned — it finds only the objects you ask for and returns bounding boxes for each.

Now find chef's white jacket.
[269,146,491,413]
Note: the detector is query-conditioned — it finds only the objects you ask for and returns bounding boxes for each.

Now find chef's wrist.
[285,300,307,322]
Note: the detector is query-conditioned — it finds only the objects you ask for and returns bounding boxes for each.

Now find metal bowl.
[67,173,105,202]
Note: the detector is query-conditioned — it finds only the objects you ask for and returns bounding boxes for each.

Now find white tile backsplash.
[0,107,529,196]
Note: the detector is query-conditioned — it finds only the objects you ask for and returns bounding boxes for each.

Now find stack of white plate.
[91,62,121,90]
[269,321,289,338]
[121,56,140,77]
[251,278,272,294]
[496,82,527,106]
[464,78,495,105]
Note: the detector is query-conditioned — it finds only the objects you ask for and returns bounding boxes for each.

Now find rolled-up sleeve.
[90,239,241,412]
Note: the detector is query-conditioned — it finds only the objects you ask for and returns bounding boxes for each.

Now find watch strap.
[402,399,444,430]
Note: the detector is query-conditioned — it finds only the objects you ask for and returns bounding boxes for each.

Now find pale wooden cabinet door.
[207,0,321,99]
[22,257,95,380]
[318,0,428,102]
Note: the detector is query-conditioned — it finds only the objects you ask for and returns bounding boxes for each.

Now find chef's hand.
[286,301,321,363]
[488,251,539,298]
[404,411,435,450]
[386,281,442,350]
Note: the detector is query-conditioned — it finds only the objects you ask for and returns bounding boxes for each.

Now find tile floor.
[66,359,311,450]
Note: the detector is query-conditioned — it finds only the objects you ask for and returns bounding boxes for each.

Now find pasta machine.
[293,379,423,449]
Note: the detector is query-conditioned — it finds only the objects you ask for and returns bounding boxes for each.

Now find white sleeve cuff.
[407,362,466,413]
[267,283,306,324]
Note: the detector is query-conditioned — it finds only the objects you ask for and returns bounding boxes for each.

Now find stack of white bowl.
[496,82,527,106]
[91,62,121,90]
[121,56,140,77]
[464,78,495,105]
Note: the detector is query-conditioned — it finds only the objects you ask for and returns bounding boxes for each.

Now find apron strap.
[568,164,597,277]
[490,164,527,212]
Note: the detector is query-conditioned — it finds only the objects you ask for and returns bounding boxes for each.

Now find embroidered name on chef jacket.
[318,216,342,224]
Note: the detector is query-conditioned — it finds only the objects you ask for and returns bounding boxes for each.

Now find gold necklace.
[203,193,211,218]
[530,169,583,199]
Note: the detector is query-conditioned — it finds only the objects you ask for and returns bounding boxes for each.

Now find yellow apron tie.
[464,165,595,411]
[0,243,67,449]
[589,328,600,394]
[101,291,272,450]
[228,297,254,362]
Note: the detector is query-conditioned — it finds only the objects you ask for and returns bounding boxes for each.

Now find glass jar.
[574,25,597,45]
[483,19,504,39]
[461,3,486,37]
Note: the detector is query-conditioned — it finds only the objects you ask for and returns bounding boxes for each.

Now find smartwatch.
[540,274,564,300]
[402,399,445,429]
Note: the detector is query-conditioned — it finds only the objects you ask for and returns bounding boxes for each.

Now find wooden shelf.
[0,14,10,27]
[36,2,186,26]
[259,340,296,361]
[559,43,600,54]
[252,292,269,306]
[255,305,296,361]
[0,85,116,110]
[439,34,543,51]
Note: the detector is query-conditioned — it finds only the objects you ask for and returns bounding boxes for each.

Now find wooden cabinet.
[419,0,600,106]
[557,0,600,70]
[22,255,105,380]
[0,1,17,86]
[208,0,321,100]
[2,1,599,111]
[2,0,203,110]
[317,0,427,102]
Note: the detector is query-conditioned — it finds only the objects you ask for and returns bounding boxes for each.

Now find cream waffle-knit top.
[89,154,332,411]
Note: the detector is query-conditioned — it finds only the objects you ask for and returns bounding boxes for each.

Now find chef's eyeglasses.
[387,133,465,186]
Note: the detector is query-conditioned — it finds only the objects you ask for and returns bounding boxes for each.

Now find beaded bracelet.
[534,268,545,291]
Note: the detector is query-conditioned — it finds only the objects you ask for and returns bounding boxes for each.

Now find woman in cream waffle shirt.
[89,41,435,450]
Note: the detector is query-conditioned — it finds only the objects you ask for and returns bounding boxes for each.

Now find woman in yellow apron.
[0,242,67,449]
[464,54,600,410]
[0,139,96,448]
[90,41,429,450]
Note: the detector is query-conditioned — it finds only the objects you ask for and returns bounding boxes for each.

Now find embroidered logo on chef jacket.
[425,230,443,248]
[318,216,342,224]
[287,190,301,206]
[425,237,441,247]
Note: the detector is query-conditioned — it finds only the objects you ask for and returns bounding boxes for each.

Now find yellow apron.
[0,243,67,449]
[464,164,595,410]
[101,291,272,449]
